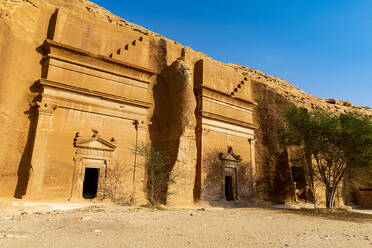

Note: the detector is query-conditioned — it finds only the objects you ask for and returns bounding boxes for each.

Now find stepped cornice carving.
[41,39,156,83]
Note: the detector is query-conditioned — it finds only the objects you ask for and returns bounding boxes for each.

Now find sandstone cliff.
[0,0,370,203]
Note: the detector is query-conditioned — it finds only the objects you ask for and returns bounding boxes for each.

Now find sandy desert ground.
[0,202,371,248]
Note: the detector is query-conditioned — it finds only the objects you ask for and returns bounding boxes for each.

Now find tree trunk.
[306,151,317,208]
[325,186,337,208]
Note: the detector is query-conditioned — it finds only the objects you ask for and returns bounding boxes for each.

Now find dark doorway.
[83,168,99,199]
[291,166,307,201]
[225,176,234,201]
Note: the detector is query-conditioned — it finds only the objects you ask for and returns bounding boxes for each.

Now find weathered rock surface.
[0,0,370,205]
[151,58,197,205]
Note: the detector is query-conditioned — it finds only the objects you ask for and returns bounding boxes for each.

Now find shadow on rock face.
[149,57,197,205]
[251,80,294,204]
[14,106,38,198]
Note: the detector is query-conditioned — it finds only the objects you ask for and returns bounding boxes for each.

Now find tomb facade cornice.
[200,84,258,107]
[201,111,258,130]
[42,39,156,81]
[37,78,152,110]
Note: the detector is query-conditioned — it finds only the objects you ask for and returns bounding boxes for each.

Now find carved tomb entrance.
[219,146,242,201]
[81,160,104,199]
[290,166,307,202]
[70,131,116,200]
[224,166,238,201]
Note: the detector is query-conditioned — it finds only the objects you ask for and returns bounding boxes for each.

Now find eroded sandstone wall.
[0,0,163,198]
[0,1,55,197]
[150,58,197,205]
[1,0,371,205]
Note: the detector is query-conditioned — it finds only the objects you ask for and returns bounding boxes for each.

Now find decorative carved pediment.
[74,130,116,151]
[219,146,242,162]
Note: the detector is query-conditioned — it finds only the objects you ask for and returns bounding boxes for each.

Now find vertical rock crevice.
[150,54,197,205]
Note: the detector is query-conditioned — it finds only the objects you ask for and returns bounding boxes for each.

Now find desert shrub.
[97,162,132,205]
[134,143,173,208]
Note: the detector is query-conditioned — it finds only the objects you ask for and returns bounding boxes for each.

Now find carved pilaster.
[25,101,57,199]
[134,120,148,133]
[132,120,149,205]
[26,100,58,122]
[248,138,257,199]
[35,102,58,116]
[70,154,83,200]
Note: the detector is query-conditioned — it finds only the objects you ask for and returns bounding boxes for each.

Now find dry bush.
[134,143,173,208]
[97,162,132,205]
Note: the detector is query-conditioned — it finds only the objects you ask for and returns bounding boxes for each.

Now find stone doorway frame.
[69,131,116,201]
[219,146,242,201]
[224,166,238,201]
[79,159,106,199]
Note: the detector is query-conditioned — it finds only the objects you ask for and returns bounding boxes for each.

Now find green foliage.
[340,112,372,184]
[351,166,372,184]
[282,106,372,208]
[339,112,372,166]
[134,143,174,208]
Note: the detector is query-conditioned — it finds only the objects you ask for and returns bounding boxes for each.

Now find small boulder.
[342,101,353,107]
[326,99,337,104]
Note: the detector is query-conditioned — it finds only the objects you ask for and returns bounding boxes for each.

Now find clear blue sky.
[91,0,372,107]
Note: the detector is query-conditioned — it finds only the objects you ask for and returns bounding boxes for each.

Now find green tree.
[282,106,372,208]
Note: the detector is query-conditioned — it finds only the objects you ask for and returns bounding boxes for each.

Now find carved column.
[25,102,57,199]
[249,138,257,199]
[132,120,148,206]
[199,127,209,201]
[69,153,83,200]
